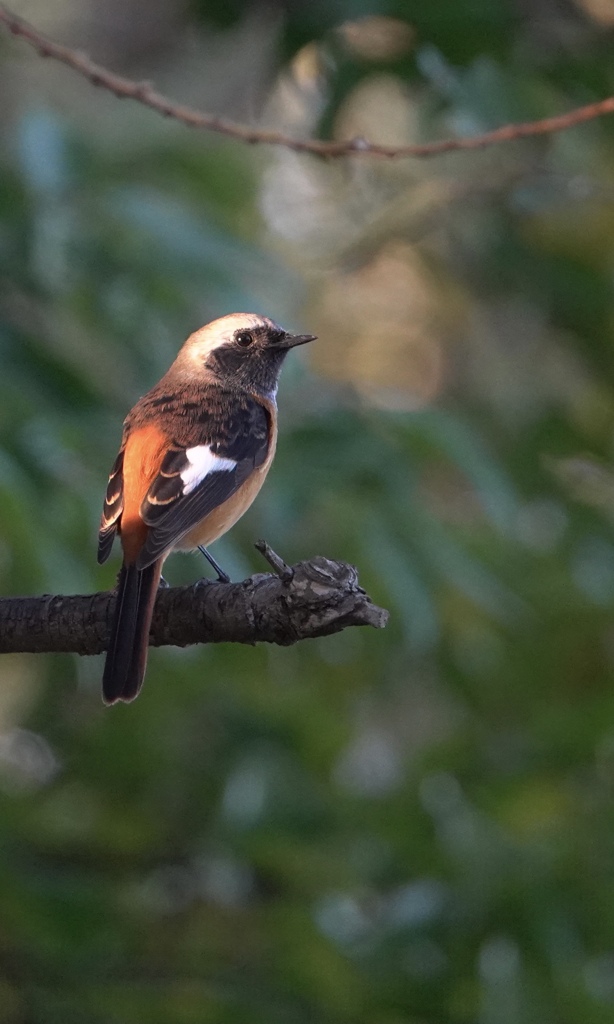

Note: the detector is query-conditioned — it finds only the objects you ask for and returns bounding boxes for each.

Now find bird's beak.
[282,333,317,349]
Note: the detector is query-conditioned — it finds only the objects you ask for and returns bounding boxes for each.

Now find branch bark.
[1,4,613,160]
[0,555,388,656]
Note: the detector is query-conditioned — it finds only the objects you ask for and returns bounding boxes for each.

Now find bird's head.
[176,313,315,397]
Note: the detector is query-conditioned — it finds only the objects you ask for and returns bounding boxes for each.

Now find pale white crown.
[177,313,280,367]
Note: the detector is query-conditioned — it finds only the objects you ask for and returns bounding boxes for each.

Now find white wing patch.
[181,445,237,495]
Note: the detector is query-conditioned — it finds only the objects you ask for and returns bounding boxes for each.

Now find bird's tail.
[102,559,162,704]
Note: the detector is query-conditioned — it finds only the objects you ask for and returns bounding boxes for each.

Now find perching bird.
[98,313,315,705]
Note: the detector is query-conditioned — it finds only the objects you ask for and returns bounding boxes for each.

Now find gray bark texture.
[0,553,388,657]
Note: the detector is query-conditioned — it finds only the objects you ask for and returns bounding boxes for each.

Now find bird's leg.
[198,545,231,584]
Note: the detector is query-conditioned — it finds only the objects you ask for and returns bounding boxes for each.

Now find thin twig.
[255,540,294,581]
[0,5,613,160]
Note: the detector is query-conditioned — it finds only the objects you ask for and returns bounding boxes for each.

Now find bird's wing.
[136,396,270,569]
[98,449,125,564]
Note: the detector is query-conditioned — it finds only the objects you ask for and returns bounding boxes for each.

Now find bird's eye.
[235,330,253,347]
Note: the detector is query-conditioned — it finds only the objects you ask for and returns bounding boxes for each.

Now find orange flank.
[120,424,168,564]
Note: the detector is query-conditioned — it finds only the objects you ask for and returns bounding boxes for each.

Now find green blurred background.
[1,0,614,1020]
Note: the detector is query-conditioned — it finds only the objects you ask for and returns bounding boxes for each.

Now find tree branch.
[1,4,613,160]
[0,555,388,656]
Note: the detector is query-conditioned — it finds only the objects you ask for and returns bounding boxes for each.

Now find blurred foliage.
[1,0,614,1021]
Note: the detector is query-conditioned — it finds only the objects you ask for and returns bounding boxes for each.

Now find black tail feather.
[102,560,161,704]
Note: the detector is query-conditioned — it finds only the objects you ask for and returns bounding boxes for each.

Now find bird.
[98,312,315,705]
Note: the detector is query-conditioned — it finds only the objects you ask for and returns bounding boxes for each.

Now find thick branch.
[0,556,388,656]
[1,5,613,160]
